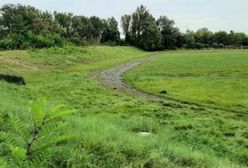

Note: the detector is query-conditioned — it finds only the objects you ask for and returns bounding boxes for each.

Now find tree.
[0,4,41,48]
[121,5,161,50]
[101,17,120,43]
[88,16,104,42]
[0,9,5,37]
[214,31,229,46]
[157,16,180,49]
[243,36,248,46]
[1,3,248,50]
[121,15,131,43]
[0,4,40,34]
[233,32,247,45]
[130,5,151,44]
[54,12,73,38]
[138,16,161,51]
[71,15,90,38]
[0,4,65,49]
[194,28,213,46]
[30,11,54,34]
[227,31,247,46]
[183,30,195,48]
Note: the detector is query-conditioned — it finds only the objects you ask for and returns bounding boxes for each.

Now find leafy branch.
[0,98,76,167]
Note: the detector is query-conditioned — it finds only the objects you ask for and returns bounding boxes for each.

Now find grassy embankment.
[0,47,247,167]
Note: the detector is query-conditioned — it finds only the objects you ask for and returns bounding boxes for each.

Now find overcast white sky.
[1,0,248,34]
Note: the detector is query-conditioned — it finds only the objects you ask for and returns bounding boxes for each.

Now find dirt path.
[100,54,155,93]
[99,53,195,108]
[97,54,245,113]
[99,54,163,100]
[99,53,202,109]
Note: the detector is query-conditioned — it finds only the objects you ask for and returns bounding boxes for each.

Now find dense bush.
[0,35,15,50]
[69,34,87,46]
[32,33,65,48]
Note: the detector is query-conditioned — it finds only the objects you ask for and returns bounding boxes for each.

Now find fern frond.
[48,109,77,121]
[8,114,30,142]
[29,98,48,126]
[31,133,60,153]
[1,98,76,167]
[8,144,27,162]
[0,132,25,148]
[39,121,66,136]
[49,104,65,115]
[28,149,53,167]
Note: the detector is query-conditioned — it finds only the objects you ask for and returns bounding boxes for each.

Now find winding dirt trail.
[99,53,200,108]
[97,53,245,113]
[99,53,196,108]
[99,54,163,101]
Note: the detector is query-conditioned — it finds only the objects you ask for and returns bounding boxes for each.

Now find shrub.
[0,36,15,50]
[0,98,76,167]
[212,42,219,48]
[70,34,87,46]
[194,42,205,49]
[32,33,65,48]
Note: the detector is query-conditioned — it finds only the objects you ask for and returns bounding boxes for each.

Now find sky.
[1,0,248,34]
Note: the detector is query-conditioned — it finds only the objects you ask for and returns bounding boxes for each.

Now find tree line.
[121,5,248,50]
[1,4,248,51]
[0,4,120,50]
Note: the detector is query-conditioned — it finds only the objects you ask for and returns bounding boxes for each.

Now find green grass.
[0,47,248,167]
[124,50,248,111]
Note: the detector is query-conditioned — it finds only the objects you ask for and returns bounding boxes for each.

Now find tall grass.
[0,47,247,167]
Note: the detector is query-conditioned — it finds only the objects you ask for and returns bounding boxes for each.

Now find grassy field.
[0,47,248,167]
[124,50,248,111]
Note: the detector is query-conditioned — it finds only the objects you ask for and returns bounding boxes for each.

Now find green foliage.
[54,12,73,38]
[69,34,87,46]
[101,17,120,43]
[32,33,65,48]
[121,5,162,51]
[121,5,248,51]
[139,16,161,51]
[0,46,248,167]
[182,29,248,49]
[0,35,16,50]
[0,4,120,50]
[1,3,247,51]
[0,98,76,167]
[157,16,181,49]
[121,15,132,43]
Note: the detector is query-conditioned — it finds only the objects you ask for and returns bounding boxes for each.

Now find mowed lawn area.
[124,50,248,112]
[0,47,248,167]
